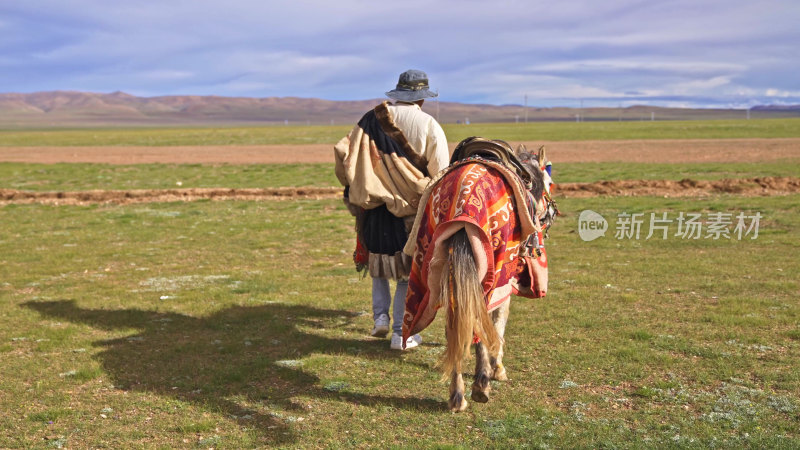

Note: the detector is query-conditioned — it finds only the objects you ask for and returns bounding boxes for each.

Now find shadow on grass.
[23,300,442,445]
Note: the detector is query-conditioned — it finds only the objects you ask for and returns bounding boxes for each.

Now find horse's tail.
[439,228,501,379]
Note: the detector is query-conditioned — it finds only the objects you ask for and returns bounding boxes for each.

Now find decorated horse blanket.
[402,159,549,340]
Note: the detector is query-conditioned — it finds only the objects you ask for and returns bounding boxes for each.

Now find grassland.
[1,194,798,448]
[2,161,800,193]
[1,174,799,448]
[0,163,339,191]
[2,118,800,146]
[1,121,798,447]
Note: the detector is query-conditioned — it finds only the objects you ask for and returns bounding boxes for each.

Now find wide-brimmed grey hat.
[385,69,438,102]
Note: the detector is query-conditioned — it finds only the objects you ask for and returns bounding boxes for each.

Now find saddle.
[449,137,552,261]
[449,136,536,191]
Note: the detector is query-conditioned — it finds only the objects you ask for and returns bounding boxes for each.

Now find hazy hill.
[0,91,798,128]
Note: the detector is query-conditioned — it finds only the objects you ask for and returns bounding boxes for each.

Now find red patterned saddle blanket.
[402,159,548,338]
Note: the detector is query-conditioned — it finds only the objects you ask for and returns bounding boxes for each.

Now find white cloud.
[765,88,800,98]
[1,0,798,107]
[529,60,746,76]
[140,70,195,82]
[669,76,734,95]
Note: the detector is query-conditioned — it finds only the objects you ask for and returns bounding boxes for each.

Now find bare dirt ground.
[554,176,800,198]
[0,187,341,205]
[2,177,798,206]
[2,138,799,204]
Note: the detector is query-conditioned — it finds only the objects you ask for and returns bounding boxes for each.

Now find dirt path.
[3,177,798,205]
[554,176,800,198]
[2,138,800,164]
[0,187,340,205]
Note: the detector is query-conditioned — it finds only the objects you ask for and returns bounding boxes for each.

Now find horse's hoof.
[471,388,489,403]
[449,392,469,412]
[471,373,491,402]
[493,364,508,381]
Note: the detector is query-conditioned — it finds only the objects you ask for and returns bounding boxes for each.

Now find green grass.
[1,171,798,447]
[2,118,800,146]
[445,118,800,142]
[2,160,799,193]
[0,125,350,146]
[0,162,339,191]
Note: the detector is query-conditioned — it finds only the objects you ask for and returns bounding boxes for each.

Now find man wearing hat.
[334,69,450,350]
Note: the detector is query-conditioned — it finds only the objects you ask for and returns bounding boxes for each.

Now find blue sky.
[1,0,798,108]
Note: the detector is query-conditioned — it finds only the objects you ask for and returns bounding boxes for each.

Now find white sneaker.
[390,333,422,350]
[370,314,390,337]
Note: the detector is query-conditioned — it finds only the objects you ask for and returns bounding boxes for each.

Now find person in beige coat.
[334,69,449,350]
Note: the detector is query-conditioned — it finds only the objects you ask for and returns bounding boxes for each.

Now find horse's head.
[517,145,558,234]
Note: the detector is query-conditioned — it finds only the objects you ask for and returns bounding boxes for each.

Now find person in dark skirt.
[334,69,449,350]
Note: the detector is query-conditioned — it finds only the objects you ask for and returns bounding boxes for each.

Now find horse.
[402,137,557,412]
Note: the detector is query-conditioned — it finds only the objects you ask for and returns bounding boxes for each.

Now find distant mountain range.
[1,91,798,127]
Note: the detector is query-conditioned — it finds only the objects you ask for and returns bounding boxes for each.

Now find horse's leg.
[447,329,469,412]
[490,301,510,381]
[471,341,492,403]
[449,367,468,412]
[442,227,499,412]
